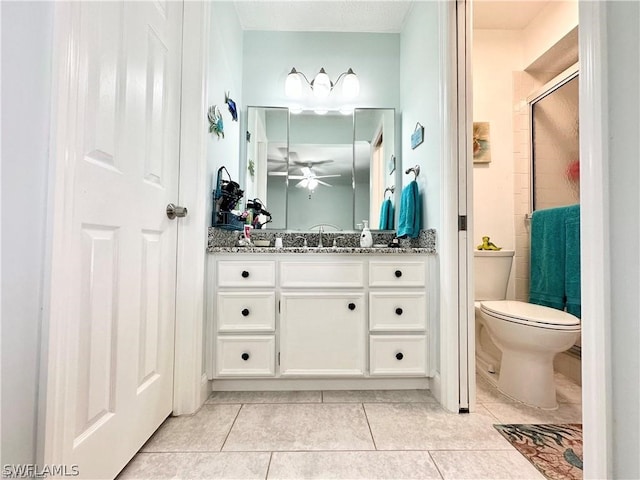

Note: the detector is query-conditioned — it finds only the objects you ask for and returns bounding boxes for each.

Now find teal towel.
[564,205,581,318]
[379,198,394,230]
[397,181,421,238]
[529,206,567,310]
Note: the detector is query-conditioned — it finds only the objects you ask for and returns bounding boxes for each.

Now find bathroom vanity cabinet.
[208,253,433,388]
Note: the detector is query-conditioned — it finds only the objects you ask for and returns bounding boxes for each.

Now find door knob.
[166,204,188,219]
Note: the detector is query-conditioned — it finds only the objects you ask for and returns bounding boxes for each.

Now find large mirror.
[245,106,396,231]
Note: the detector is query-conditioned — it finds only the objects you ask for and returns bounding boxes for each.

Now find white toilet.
[474,250,581,409]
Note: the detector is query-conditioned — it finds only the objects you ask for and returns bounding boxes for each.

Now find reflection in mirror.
[354,108,396,230]
[246,107,288,229]
[246,107,396,231]
[287,112,353,231]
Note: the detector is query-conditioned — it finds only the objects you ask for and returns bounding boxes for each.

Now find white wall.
[207,3,244,222]
[472,30,522,298]
[1,1,54,465]
[603,3,640,475]
[400,2,441,231]
[522,1,578,70]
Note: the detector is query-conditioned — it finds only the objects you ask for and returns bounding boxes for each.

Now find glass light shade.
[299,178,309,188]
[342,69,360,99]
[312,69,332,99]
[285,70,302,98]
[289,105,303,114]
[308,178,319,190]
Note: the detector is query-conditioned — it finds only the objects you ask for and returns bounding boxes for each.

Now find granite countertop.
[207,228,437,255]
[208,246,434,254]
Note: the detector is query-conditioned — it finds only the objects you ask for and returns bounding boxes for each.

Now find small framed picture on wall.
[473,122,491,163]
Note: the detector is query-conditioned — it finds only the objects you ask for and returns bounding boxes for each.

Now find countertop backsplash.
[207,227,436,254]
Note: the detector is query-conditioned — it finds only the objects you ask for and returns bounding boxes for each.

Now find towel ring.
[405,165,420,179]
[384,186,395,198]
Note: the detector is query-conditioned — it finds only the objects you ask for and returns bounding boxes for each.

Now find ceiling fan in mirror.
[268,164,340,190]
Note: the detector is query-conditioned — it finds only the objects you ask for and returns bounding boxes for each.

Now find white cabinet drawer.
[369,292,427,332]
[369,260,426,287]
[215,336,275,377]
[217,261,275,287]
[280,261,364,288]
[216,292,275,332]
[369,335,427,376]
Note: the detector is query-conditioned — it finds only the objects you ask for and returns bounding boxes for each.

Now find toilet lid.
[480,300,581,330]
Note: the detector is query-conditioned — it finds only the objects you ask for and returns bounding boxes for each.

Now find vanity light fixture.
[285,67,360,100]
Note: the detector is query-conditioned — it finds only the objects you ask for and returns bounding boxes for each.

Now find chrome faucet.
[332,236,345,249]
[294,235,307,248]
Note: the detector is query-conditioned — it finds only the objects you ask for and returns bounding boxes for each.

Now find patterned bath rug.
[494,424,583,480]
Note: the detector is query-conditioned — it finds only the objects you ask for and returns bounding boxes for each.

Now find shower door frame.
[527,63,580,213]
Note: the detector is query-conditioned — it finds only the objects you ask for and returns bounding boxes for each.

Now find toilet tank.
[474,250,515,300]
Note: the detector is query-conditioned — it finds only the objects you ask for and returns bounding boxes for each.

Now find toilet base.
[497,349,559,410]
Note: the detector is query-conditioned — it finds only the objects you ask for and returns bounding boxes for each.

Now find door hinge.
[277,352,280,365]
[458,215,467,231]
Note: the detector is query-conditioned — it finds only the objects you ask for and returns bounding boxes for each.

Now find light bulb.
[285,68,302,98]
[312,68,332,99]
[342,68,360,99]
[308,178,318,190]
[314,107,328,115]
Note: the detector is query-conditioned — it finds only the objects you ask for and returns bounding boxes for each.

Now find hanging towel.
[379,198,394,230]
[529,206,567,310]
[564,205,581,318]
[397,180,421,238]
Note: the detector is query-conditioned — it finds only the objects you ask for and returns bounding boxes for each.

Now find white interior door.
[45,1,183,478]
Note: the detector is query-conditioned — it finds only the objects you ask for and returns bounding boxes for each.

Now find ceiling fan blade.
[317,180,333,187]
[292,159,334,166]
[314,174,341,179]
[296,179,309,188]
[267,171,288,176]
[288,175,305,179]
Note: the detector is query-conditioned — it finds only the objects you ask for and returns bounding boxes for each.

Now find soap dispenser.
[360,220,373,248]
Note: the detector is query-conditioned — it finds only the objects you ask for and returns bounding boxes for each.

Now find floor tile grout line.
[427,451,446,480]
[264,451,273,480]
[220,403,244,452]
[361,403,378,450]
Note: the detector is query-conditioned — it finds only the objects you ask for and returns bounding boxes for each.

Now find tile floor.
[118,373,582,480]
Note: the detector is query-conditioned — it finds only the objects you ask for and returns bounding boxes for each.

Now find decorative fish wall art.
[208,105,224,139]
[225,92,238,121]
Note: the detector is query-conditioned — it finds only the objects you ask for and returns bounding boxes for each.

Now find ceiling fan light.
[314,107,328,115]
[342,68,360,99]
[308,178,319,190]
[285,68,303,98]
[312,68,332,99]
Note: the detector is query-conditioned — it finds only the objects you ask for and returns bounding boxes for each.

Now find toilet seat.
[480,300,580,331]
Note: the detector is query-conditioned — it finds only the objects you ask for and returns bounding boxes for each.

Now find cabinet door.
[280,292,366,376]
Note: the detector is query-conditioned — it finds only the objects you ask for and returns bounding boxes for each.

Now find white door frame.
[578,2,611,478]
[172,0,212,415]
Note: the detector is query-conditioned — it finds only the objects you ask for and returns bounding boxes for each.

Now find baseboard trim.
[210,377,431,391]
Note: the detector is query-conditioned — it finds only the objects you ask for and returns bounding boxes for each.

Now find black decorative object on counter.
[212,166,244,231]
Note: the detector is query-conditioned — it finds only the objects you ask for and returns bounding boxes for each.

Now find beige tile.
[483,401,582,424]
[364,403,512,450]
[430,450,546,480]
[555,372,582,404]
[267,451,442,480]
[322,389,436,404]
[207,391,321,404]
[117,452,270,480]
[141,404,240,452]
[223,403,374,451]
[476,375,516,405]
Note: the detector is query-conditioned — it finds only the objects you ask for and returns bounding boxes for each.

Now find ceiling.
[233,1,413,33]
[473,0,550,30]
[232,0,551,33]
